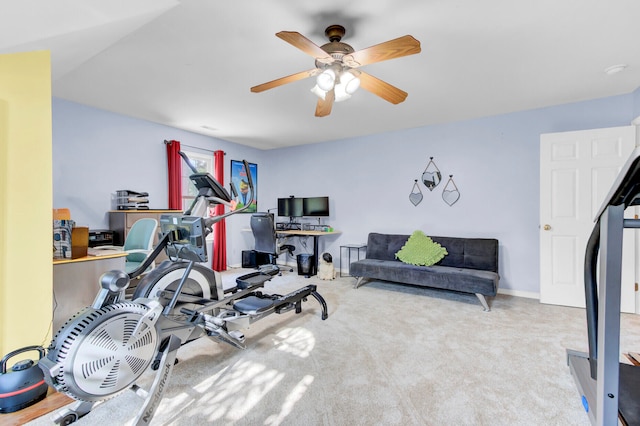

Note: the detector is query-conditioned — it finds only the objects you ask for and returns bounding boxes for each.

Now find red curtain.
[212,150,227,271]
[166,140,182,210]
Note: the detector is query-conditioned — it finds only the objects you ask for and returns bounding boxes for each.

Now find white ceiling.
[2,0,639,150]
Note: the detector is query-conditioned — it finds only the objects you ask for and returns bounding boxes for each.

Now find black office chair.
[250,212,295,274]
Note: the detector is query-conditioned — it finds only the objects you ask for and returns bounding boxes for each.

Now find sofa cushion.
[431,237,499,273]
[395,230,448,266]
[365,233,408,261]
[364,233,499,273]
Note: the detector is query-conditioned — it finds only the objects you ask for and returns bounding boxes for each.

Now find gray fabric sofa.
[350,232,500,311]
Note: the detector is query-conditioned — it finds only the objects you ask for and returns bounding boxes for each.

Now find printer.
[88,229,115,247]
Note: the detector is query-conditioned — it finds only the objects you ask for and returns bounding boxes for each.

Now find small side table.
[340,244,367,277]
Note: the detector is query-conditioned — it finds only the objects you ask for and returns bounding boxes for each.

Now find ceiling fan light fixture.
[332,70,360,102]
[316,68,336,91]
[333,83,351,103]
[310,84,326,100]
[340,70,360,95]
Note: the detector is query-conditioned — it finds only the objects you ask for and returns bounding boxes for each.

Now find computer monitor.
[303,196,330,216]
[277,197,303,218]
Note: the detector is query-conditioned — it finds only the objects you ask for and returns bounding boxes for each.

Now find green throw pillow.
[395,230,448,266]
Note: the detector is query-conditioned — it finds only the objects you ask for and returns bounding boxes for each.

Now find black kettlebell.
[0,345,48,413]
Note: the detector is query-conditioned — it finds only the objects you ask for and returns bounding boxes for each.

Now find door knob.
[543,224,551,231]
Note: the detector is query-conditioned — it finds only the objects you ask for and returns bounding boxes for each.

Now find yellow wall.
[0,51,53,356]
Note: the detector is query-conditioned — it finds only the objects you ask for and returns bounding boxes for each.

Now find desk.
[276,230,341,275]
[53,253,127,332]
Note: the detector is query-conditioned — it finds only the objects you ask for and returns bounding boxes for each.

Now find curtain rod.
[164,139,225,154]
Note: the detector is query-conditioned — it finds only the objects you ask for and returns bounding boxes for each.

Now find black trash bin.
[296,254,316,276]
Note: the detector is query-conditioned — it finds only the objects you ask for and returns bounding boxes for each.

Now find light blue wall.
[52,98,266,261]
[261,94,636,295]
[53,93,638,296]
[633,87,640,119]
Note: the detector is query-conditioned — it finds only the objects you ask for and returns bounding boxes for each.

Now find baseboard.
[498,288,539,299]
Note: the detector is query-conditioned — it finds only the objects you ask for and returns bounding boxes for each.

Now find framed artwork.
[230,160,258,213]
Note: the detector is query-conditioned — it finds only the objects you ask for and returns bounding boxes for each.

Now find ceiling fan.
[250,25,421,117]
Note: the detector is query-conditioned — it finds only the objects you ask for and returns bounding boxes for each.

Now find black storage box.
[242,250,272,268]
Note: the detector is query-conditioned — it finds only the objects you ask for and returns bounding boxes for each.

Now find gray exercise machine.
[567,146,640,425]
[38,155,328,425]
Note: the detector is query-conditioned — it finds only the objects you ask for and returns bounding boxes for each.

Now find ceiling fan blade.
[342,35,421,68]
[357,72,408,104]
[315,90,335,117]
[251,69,320,93]
[276,31,334,64]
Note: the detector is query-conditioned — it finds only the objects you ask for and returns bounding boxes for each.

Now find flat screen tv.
[303,196,329,217]
[277,197,303,217]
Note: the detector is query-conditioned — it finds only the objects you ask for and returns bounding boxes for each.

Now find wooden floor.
[1,387,72,425]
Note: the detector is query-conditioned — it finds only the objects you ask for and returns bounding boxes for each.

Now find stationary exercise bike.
[38,154,328,425]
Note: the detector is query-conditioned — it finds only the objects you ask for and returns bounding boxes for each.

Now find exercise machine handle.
[178,150,199,174]
[127,232,171,280]
[203,159,254,229]
[583,146,640,380]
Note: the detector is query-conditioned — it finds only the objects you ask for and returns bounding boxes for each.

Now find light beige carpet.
[27,269,640,425]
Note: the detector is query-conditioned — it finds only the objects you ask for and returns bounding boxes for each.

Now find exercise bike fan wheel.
[43,302,159,402]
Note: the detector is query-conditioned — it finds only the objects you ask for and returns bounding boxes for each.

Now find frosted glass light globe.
[316,69,336,91]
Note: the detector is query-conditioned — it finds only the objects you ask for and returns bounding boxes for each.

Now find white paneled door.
[540,126,636,313]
